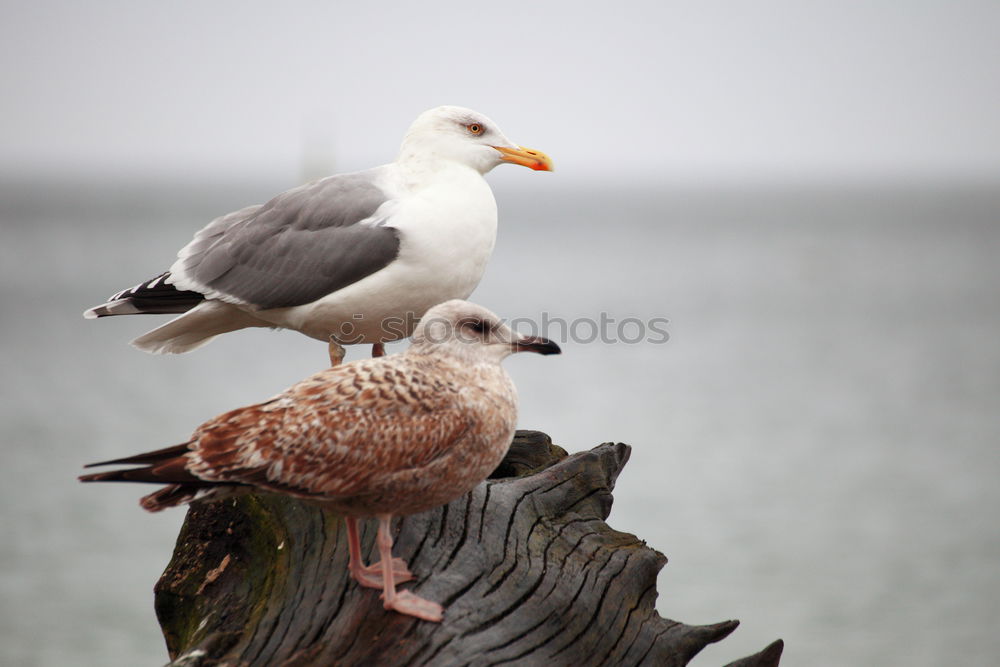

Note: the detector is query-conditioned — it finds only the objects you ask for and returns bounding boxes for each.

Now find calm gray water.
[2,179,998,666]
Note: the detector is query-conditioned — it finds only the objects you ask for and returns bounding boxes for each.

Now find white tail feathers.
[130,301,267,354]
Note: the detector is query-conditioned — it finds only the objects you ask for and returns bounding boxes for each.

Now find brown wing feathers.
[82,442,192,469]
[78,448,203,485]
[138,484,206,512]
[79,357,487,512]
[79,441,245,513]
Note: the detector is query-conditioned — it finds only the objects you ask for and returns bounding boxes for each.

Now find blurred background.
[2,1,998,665]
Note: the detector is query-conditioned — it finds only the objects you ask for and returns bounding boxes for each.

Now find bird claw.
[382,590,444,622]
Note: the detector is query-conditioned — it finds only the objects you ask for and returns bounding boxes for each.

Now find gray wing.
[172,169,400,310]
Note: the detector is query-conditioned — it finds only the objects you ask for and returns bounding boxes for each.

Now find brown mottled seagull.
[80,299,560,622]
[82,106,553,365]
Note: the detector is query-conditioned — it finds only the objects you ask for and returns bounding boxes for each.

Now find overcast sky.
[2,0,999,185]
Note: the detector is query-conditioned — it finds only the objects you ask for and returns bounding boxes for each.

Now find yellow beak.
[493,145,554,172]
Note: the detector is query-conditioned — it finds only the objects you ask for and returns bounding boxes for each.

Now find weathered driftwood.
[154,431,783,666]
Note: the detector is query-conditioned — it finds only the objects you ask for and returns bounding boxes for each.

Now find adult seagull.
[84,106,553,364]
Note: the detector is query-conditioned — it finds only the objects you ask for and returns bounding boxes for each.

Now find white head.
[408,299,561,364]
[397,106,553,175]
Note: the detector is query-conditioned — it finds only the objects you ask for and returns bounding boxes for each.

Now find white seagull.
[84,106,553,363]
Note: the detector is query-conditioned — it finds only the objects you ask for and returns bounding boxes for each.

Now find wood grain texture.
[154,431,783,666]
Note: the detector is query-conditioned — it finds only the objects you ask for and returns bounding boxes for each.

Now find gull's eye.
[465,318,487,334]
[466,123,484,135]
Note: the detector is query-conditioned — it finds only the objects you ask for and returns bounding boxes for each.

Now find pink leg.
[371,342,386,357]
[345,516,413,589]
[376,514,443,622]
[329,337,346,367]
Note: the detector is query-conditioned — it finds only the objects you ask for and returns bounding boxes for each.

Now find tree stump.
[154,431,783,666]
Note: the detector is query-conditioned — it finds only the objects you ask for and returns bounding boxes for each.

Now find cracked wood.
[154,431,783,666]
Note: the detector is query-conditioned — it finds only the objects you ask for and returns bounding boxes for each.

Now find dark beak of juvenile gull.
[512,334,561,355]
[493,145,555,172]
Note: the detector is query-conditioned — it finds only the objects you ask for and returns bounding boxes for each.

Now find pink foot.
[351,558,414,589]
[329,337,345,366]
[383,589,444,622]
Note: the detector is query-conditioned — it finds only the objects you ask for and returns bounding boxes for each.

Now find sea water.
[2,178,998,666]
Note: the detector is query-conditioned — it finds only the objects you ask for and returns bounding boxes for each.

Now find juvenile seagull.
[80,299,560,622]
[83,106,553,364]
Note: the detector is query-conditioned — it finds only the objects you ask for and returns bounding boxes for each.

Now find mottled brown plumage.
[81,299,560,621]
